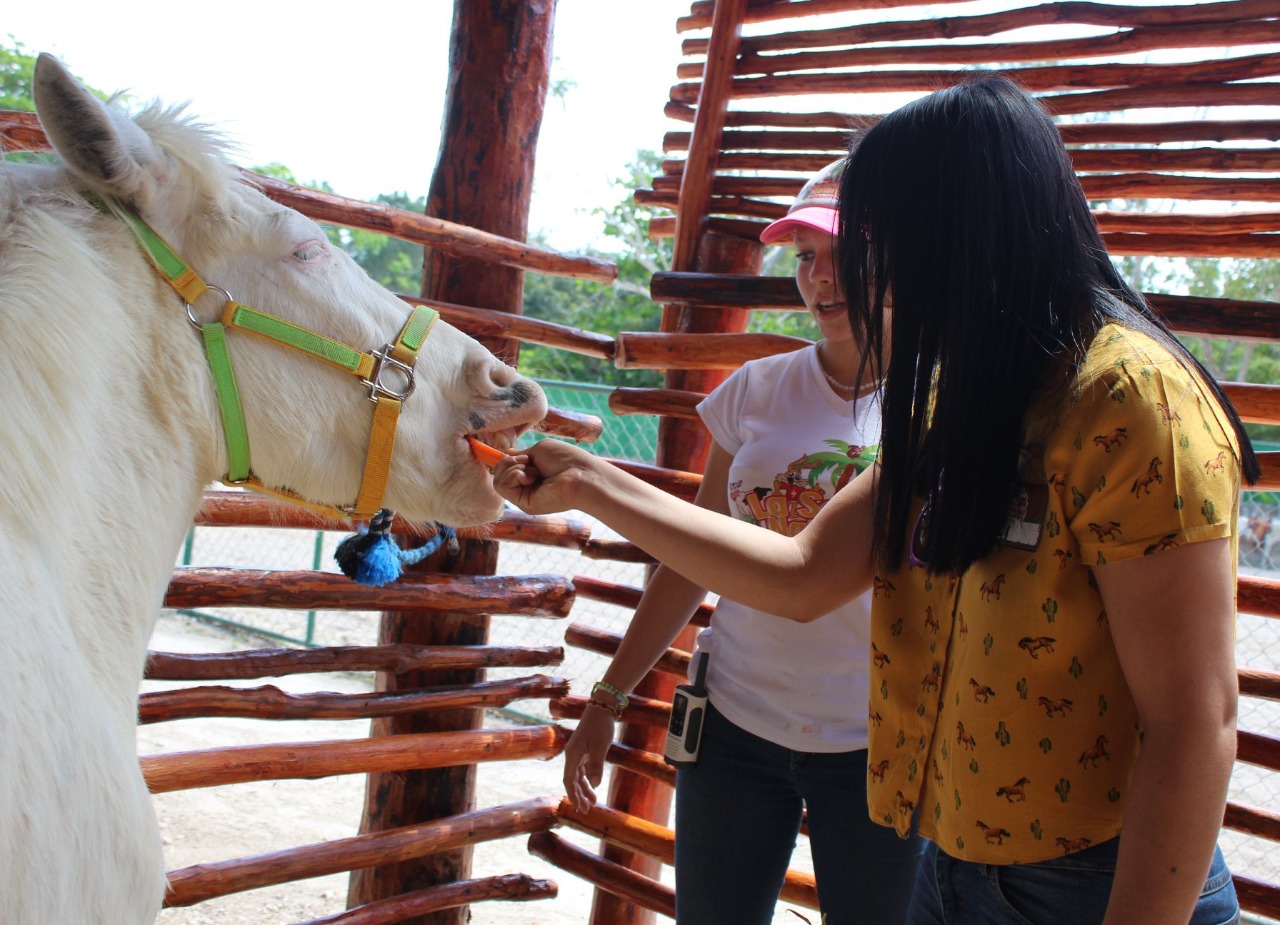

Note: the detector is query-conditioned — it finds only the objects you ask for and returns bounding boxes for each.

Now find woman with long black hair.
[497,76,1254,924]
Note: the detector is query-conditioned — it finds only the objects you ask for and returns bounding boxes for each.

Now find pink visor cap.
[759,158,845,244]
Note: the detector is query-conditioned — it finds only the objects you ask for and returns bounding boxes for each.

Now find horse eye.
[293,241,326,261]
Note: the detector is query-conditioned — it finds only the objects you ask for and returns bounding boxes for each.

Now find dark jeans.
[674,702,923,925]
[908,835,1239,924]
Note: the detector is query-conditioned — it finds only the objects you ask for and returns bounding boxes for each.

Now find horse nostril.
[500,381,530,408]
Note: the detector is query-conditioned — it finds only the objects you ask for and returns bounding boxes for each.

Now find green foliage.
[334,191,426,295]
[1,36,37,111]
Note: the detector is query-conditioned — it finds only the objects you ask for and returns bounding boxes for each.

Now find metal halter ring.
[364,344,417,403]
[185,286,235,330]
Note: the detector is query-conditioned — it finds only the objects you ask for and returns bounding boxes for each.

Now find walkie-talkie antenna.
[692,651,710,691]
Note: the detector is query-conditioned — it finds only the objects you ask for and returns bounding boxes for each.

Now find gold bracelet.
[591,680,629,713]
[585,698,623,719]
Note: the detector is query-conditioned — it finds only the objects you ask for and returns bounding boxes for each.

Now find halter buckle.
[365,344,416,403]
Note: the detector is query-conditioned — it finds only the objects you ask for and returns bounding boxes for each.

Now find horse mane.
[121,100,262,255]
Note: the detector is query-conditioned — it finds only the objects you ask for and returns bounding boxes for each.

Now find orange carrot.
[467,436,507,469]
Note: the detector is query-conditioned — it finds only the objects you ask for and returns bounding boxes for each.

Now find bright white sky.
[6,0,694,251]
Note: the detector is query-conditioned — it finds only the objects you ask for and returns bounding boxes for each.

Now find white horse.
[0,54,546,924]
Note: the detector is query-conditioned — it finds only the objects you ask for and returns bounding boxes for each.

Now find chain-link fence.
[170,382,1280,895]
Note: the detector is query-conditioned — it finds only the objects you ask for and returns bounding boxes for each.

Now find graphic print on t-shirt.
[728,439,878,537]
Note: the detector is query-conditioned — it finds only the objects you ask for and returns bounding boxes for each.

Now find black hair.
[837,74,1259,575]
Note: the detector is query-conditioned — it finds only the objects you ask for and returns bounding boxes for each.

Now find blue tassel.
[334,509,458,587]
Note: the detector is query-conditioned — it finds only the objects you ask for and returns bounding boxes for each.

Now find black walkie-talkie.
[664,651,709,768]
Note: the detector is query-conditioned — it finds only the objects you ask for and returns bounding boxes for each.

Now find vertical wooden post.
[588,2,750,920]
[348,2,555,923]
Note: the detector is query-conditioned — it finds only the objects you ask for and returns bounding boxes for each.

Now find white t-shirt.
[693,344,881,752]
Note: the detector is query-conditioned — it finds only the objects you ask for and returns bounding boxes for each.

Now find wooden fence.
[5,0,1280,922]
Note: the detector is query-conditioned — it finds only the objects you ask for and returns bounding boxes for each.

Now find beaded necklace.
[818,342,859,398]
[817,342,883,401]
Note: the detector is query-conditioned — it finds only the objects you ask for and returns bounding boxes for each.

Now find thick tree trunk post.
[592,232,761,925]
[420,0,556,367]
[348,2,555,923]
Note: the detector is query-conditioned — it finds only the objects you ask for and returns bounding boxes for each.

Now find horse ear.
[32,53,162,204]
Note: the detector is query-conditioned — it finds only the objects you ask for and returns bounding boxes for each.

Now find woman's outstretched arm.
[495,438,876,621]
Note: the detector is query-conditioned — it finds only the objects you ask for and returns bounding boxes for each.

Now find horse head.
[31,53,546,528]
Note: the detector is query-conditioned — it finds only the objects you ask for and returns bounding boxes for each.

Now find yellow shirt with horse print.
[865,323,1241,864]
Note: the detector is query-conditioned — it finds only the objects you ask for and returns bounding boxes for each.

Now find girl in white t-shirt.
[561,161,923,925]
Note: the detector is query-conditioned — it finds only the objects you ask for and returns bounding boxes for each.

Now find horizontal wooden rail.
[686,76,1280,124]
[1145,294,1280,343]
[555,694,672,731]
[194,490,593,549]
[650,271,799,309]
[1239,667,1280,703]
[564,623,692,679]
[711,43,1280,87]
[1102,233,1280,260]
[670,63,1280,109]
[609,387,705,421]
[718,0,1279,50]
[605,741,677,790]
[615,373,1280,449]
[145,643,563,681]
[660,119,1280,153]
[139,674,569,724]
[1236,729,1280,775]
[1080,174,1280,204]
[163,796,560,906]
[1220,384,1280,427]
[298,874,557,925]
[0,109,48,150]
[1237,575,1280,619]
[655,172,1280,227]
[1224,800,1280,844]
[400,293,616,361]
[617,331,809,369]
[557,799,678,866]
[607,459,703,503]
[680,0,975,30]
[527,831,675,919]
[559,799,819,910]
[1235,872,1280,921]
[571,575,714,627]
[676,153,1280,216]
[581,538,658,564]
[648,273,1280,346]
[141,724,568,794]
[250,173,616,283]
[164,567,575,618]
[686,145,1280,184]
[1073,147,1280,175]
